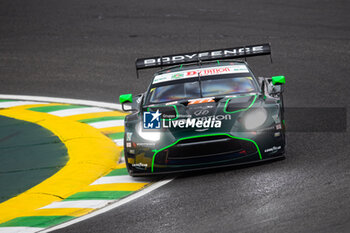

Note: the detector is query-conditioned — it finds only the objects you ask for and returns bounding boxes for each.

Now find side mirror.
[272,76,285,85]
[268,76,285,96]
[119,93,133,104]
[119,94,134,111]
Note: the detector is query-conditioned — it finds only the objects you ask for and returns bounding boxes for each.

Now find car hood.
[147,93,264,139]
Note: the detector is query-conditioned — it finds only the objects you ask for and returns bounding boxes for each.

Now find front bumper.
[125,130,285,176]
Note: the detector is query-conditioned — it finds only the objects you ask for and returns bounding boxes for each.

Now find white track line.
[0,94,122,110]
[113,139,124,146]
[40,179,173,233]
[90,175,151,185]
[88,119,124,129]
[48,107,111,117]
[40,200,113,209]
[118,154,126,163]
[0,101,48,108]
[0,227,43,233]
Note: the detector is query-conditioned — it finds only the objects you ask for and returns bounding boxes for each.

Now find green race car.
[120,43,285,176]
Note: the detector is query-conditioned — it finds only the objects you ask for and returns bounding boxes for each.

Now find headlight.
[136,122,161,141]
[243,108,267,130]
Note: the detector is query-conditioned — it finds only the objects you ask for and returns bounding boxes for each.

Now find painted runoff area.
[0,95,172,233]
[0,115,69,204]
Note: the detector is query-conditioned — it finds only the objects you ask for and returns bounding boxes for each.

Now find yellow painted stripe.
[82,183,149,192]
[0,108,121,224]
[115,163,126,169]
[99,126,124,134]
[63,111,128,121]
[29,208,94,217]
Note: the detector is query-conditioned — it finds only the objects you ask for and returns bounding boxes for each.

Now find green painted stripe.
[105,167,128,176]
[0,99,18,102]
[107,132,124,140]
[63,191,133,201]
[0,216,74,228]
[28,105,85,113]
[79,116,125,124]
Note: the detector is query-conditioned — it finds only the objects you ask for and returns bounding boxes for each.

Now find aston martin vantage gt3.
[120,43,286,176]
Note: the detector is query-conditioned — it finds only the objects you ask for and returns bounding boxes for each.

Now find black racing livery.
[120,43,286,176]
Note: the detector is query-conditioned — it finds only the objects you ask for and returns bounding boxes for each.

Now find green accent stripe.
[79,116,125,124]
[224,94,258,114]
[64,191,133,201]
[107,132,124,140]
[28,105,85,113]
[105,168,129,176]
[0,216,74,228]
[151,133,262,172]
[0,99,18,102]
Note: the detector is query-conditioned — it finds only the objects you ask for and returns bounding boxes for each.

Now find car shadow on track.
[162,156,286,181]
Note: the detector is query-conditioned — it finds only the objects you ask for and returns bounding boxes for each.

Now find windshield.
[149,81,200,103]
[148,76,256,103]
[201,77,255,97]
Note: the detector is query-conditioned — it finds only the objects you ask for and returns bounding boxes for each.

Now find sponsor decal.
[154,76,168,83]
[264,145,281,153]
[142,45,267,68]
[143,110,161,129]
[126,132,133,141]
[276,124,282,130]
[171,73,184,79]
[163,114,191,118]
[137,142,156,146]
[126,142,132,148]
[132,163,148,169]
[153,65,249,84]
[186,67,231,77]
[162,114,176,118]
[193,109,210,116]
[195,128,209,132]
[188,97,215,105]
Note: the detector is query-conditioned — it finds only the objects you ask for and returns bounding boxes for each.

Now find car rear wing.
[135,43,272,77]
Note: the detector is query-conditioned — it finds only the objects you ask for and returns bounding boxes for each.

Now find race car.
[119,43,286,176]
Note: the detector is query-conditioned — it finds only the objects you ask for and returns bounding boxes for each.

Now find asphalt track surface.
[0,0,349,232]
